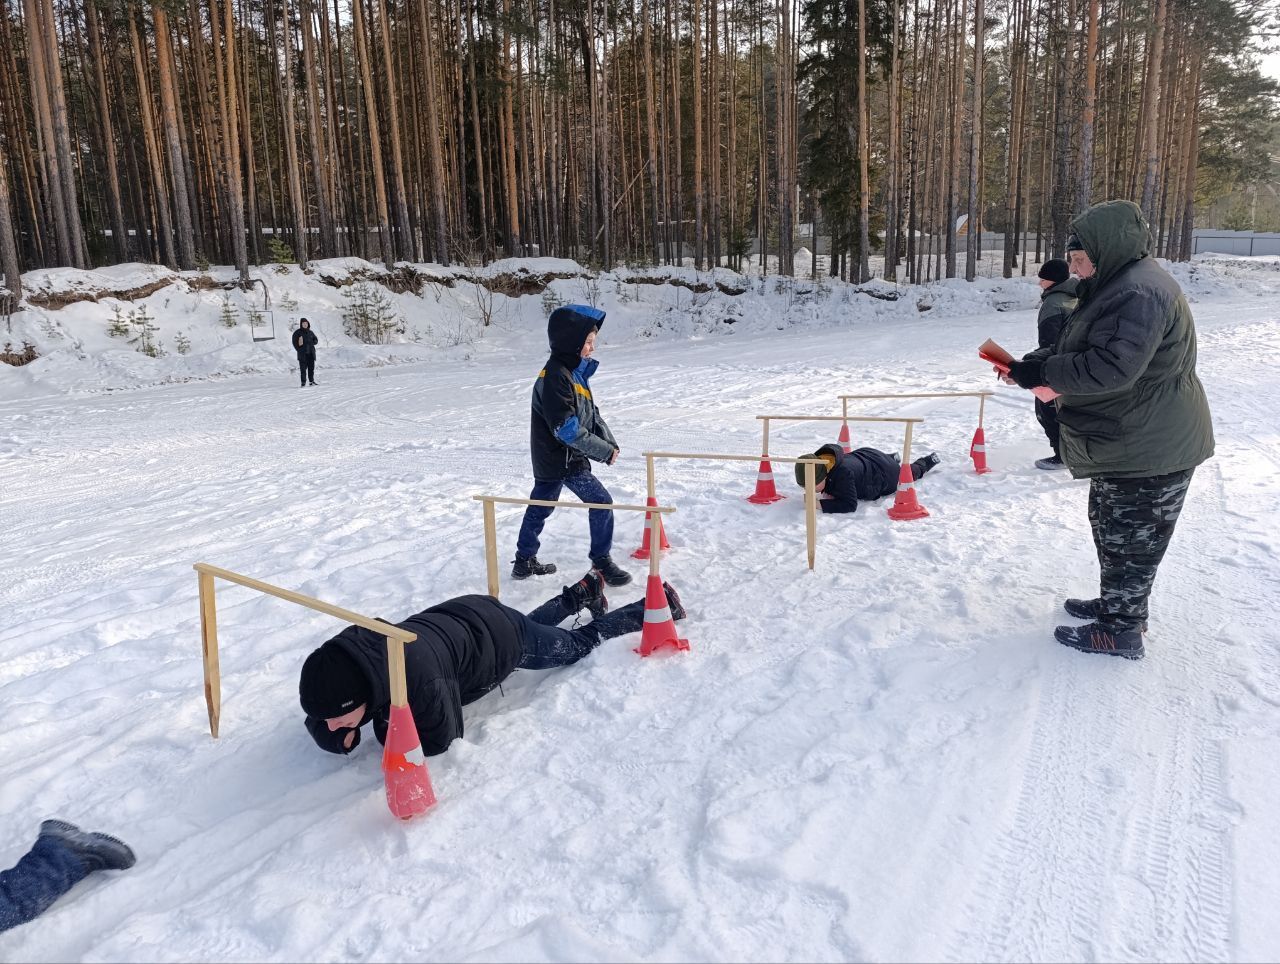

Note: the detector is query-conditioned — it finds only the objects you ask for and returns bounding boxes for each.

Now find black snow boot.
[911,452,941,478]
[1054,622,1145,660]
[1035,454,1066,470]
[39,820,136,873]
[591,554,633,587]
[563,570,608,619]
[512,555,557,579]
[1064,598,1147,633]
[662,581,687,620]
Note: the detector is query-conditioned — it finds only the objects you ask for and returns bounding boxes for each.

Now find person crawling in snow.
[512,303,632,588]
[299,573,685,757]
[794,443,940,514]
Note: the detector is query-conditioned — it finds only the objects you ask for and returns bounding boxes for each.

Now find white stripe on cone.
[405,745,425,766]
[972,445,986,453]
[644,605,674,623]
[756,472,774,482]
[897,482,914,492]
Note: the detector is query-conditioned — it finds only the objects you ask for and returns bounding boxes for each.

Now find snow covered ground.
[1,255,1278,962]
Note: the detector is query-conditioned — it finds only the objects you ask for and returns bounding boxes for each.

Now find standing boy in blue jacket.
[512,304,632,586]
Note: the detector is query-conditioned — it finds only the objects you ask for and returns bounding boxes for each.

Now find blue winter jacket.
[529,305,618,480]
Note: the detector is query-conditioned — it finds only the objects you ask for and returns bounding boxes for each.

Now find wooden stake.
[386,634,408,707]
[645,453,656,501]
[978,392,987,430]
[198,570,221,739]
[761,416,770,457]
[648,510,661,578]
[482,498,500,599]
[901,421,915,464]
[804,460,817,571]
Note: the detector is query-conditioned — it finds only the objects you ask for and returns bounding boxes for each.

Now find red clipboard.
[980,338,1060,402]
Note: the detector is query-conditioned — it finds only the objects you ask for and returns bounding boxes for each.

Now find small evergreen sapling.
[129,306,164,357]
[219,296,238,328]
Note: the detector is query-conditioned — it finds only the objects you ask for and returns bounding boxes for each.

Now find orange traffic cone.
[970,426,991,474]
[746,459,786,504]
[887,462,930,521]
[383,704,437,820]
[635,574,689,657]
[631,496,672,560]
[838,420,852,454]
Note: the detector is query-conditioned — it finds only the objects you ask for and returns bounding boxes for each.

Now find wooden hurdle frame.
[472,496,675,600]
[839,391,993,432]
[194,562,416,740]
[640,451,828,569]
[755,414,925,469]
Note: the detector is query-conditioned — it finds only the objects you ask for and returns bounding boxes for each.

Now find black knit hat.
[1037,259,1070,284]
[1065,233,1085,253]
[299,641,371,719]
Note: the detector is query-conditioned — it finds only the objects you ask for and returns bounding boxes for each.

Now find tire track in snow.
[949,459,1240,963]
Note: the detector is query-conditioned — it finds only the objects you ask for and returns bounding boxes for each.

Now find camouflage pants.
[1088,469,1194,629]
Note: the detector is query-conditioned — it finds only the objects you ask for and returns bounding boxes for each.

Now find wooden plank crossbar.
[839,391,993,430]
[193,562,416,739]
[472,495,675,599]
[838,392,994,400]
[754,413,925,461]
[640,452,827,570]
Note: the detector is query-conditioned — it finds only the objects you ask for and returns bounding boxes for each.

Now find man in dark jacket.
[513,304,631,586]
[293,318,318,387]
[1031,259,1078,470]
[794,443,940,514]
[1006,200,1214,660]
[299,574,685,758]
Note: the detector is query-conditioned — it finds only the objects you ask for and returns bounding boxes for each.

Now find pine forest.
[0,0,1277,297]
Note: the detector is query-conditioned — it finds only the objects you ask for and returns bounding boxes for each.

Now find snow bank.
[3,254,1276,401]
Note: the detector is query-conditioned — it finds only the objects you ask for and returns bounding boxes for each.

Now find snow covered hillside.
[1,255,1277,962]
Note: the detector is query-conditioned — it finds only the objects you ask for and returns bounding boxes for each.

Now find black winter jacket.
[303,594,524,757]
[530,304,618,480]
[1037,278,1078,349]
[1040,200,1214,479]
[815,443,900,514]
[293,325,318,356]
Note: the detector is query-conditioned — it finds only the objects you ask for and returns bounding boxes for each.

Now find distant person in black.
[794,443,940,514]
[293,318,318,387]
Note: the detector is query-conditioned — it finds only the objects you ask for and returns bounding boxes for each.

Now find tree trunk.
[153,4,197,268]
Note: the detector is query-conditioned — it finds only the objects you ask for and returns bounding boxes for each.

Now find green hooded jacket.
[1043,200,1214,479]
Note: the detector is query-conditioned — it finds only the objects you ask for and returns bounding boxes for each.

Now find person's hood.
[1070,200,1151,292]
[548,304,606,361]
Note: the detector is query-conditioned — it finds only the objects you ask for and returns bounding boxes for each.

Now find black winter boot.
[662,581,687,620]
[591,554,633,587]
[563,571,608,619]
[1064,598,1147,633]
[512,555,557,579]
[1054,622,1145,660]
[39,820,136,873]
[910,452,941,479]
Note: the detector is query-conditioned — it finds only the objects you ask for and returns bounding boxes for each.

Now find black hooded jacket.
[293,324,318,357]
[303,594,524,757]
[530,305,618,480]
[815,443,901,514]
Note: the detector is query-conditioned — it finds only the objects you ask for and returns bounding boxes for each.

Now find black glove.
[1006,358,1047,390]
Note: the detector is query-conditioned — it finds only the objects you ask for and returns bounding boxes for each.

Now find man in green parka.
[1006,200,1214,659]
